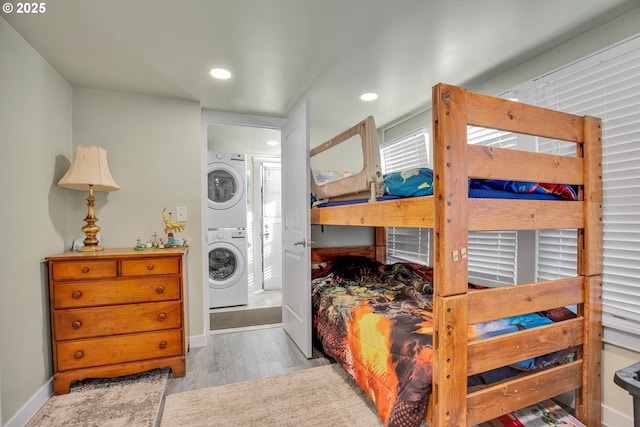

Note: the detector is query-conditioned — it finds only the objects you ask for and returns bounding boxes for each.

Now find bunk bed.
[309,83,603,427]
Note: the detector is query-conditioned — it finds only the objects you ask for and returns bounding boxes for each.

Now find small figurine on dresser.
[134,238,145,250]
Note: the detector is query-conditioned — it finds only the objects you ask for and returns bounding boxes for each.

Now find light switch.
[176,207,187,222]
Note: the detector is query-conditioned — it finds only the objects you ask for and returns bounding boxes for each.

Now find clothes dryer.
[208,228,248,308]
[207,152,247,229]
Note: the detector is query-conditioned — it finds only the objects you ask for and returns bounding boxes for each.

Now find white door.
[262,163,282,290]
[281,100,312,358]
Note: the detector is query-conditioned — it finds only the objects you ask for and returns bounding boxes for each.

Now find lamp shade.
[58,145,121,192]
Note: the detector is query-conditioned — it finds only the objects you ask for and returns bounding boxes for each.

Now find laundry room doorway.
[203,112,285,333]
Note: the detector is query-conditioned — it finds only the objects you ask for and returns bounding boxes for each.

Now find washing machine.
[207,152,247,229]
[208,228,248,308]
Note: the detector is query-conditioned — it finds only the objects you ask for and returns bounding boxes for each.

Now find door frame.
[251,156,281,292]
[201,111,285,344]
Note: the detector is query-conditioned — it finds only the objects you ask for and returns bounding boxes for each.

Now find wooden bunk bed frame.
[310,83,603,427]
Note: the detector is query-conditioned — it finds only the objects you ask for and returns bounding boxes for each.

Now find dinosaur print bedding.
[311,256,576,427]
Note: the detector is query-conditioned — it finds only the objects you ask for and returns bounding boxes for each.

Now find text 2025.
[17,2,46,13]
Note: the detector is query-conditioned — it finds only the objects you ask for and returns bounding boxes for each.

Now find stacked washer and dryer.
[207,152,249,308]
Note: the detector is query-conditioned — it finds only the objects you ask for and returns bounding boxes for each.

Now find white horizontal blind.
[380,128,430,173]
[522,34,640,349]
[467,120,518,287]
[532,78,581,286]
[536,230,578,280]
[380,129,430,264]
[386,227,430,264]
[466,126,517,149]
[467,231,518,287]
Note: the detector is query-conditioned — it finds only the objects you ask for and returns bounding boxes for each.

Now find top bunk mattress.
[313,167,577,207]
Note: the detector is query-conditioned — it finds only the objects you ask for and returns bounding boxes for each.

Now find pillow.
[383,168,434,197]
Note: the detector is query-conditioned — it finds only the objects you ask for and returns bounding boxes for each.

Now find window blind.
[386,227,430,264]
[516,34,640,350]
[380,128,430,173]
[380,129,431,264]
[466,121,519,287]
[467,231,518,287]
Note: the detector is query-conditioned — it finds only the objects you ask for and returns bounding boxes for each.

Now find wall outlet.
[176,206,187,222]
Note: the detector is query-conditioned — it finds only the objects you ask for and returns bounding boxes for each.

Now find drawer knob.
[147,264,155,271]
[71,291,83,299]
[156,286,165,294]
[159,341,167,349]
[71,321,82,329]
[158,313,167,321]
[74,351,84,360]
[81,266,90,273]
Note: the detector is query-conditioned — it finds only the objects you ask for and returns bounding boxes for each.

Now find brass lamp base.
[78,185,104,252]
[78,244,104,252]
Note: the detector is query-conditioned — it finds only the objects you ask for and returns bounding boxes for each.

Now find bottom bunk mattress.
[311,256,575,427]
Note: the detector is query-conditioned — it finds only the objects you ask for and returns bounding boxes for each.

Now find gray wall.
[1,17,73,424]
[1,17,203,426]
[71,88,203,339]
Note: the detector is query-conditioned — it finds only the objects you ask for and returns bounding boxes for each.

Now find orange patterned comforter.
[311,256,575,427]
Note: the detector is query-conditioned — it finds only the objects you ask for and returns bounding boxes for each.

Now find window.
[380,129,430,173]
[513,34,640,350]
[466,124,519,287]
[380,129,431,264]
[467,231,518,287]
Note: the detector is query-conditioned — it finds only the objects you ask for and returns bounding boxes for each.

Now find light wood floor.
[164,326,331,396]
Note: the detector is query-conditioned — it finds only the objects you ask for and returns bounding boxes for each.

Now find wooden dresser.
[46,247,188,394]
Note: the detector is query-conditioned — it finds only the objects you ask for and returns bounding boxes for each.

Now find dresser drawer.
[53,277,181,309]
[56,329,183,371]
[121,257,180,277]
[52,260,118,281]
[54,301,182,340]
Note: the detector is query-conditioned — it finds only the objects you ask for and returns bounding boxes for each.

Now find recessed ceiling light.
[360,92,379,101]
[267,140,279,146]
[210,68,232,79]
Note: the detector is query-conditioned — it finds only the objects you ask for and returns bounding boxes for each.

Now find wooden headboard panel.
[311,226,386,265]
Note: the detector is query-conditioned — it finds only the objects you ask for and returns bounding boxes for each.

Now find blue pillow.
[383,168,434,197]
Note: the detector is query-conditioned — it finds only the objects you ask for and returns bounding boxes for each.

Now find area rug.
[210,306,282,330]
[160,364,382,426]
[26,368,169,427]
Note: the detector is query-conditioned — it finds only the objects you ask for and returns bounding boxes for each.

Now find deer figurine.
[162,208,186,234]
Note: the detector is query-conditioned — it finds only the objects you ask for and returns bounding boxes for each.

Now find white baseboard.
[189,333,207,348]
[602,403,634,427]
[5,378,52,427]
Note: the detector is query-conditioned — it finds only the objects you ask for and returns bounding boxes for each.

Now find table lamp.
[57,145,121,251]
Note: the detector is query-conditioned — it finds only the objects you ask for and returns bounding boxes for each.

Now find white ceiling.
[5,0,639,139]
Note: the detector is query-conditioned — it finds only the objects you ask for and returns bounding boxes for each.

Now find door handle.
[294,239,314,247]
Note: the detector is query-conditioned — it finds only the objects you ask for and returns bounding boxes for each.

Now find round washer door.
[207,162,244,210]
[208,241,245,289]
